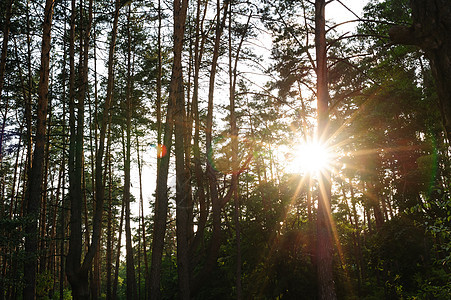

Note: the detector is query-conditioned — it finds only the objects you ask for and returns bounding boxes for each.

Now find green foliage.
[36,271,53,300]
[51,289,72,300]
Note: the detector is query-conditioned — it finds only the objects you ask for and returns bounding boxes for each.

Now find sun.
[290,141,331,174]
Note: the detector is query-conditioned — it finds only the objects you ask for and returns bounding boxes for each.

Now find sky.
[328,0,368,32]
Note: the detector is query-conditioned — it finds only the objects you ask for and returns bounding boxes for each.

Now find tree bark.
[149,80,174,299]
[315,1,337,299]
[59,46,68,298]
[227,6,251,298]
[156,0,163,155]
[172,0,190,297]
[38,95,52,273]
[23,0,54,298]
[124,6,138,299]
[0,0,13,163]
[189,0,209,261]
[24,0,34,206]
[65,0,95,296]
[149,34,175,300]
[0,0,13,92]
[191,1,230,294]
[136,138,149,298]
[106,118,113,300]
[149,0,187,297]
[113,192,125,299]
[66,0,83,296]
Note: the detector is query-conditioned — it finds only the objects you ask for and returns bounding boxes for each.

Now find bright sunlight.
[282,140,332,175]
[293,142,330,173]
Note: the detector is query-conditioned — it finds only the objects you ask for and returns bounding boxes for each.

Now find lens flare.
[150,143,167,158]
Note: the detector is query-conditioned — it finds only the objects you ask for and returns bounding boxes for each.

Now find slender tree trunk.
[150,3,176,298]
[136,138,149,298]
[39,97,52,273]
[65,0,83,295]
[0,99,8,216]
[88,75,100,300]
[0,0,13,166]
[12,34,29,218]
[124,6,138,299]
[149,2,169,294]
[156,0,163,153]
[48,157,62,291]
[59,95,67,300]
[185,18,195,244]
[227,5,251,298]
[315,1,337,299]
[189,0,209,261]
[8,129,22,219]
[86,9,100,293]
[149,83,174,299]
[66,0,96,297]
[349,182,363,292]
[84,3,119,290]
[192,1,230,294]
[23,0,33,218]
[23,0,54,297]
[113,196,125,299]
[172,0,190,297]
[106,117,113,300]
[0,0,13,121]
[56,7,68,299]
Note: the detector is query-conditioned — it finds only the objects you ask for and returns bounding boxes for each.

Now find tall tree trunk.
[0,0,13,172]
[173,0,190,296]
[65,0,83,295]
[39,95,52,273]
[124,6,138,299]
[191,1,230,294]
[106,117,113,300]
[58,5,69,299]
[88,0,119,282]
[150,2,176,298]
[88,72,100,300]
[156,0,163,154]
[0,99,8,218]
[149,80,174,298]
[315,1,337,299]
[149,1,168,294]
[23,0,54,298]
[136,138,149,298]
[189,0,209,261]
[65,0,95,297]
[23,0,34,218]
[0,0,13,166]
[113,195,125,299]
[49,155,62,293]
[227,5,251,298]
[0,0,13,98]
[8,128,22,219]
[59,95,67,300]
